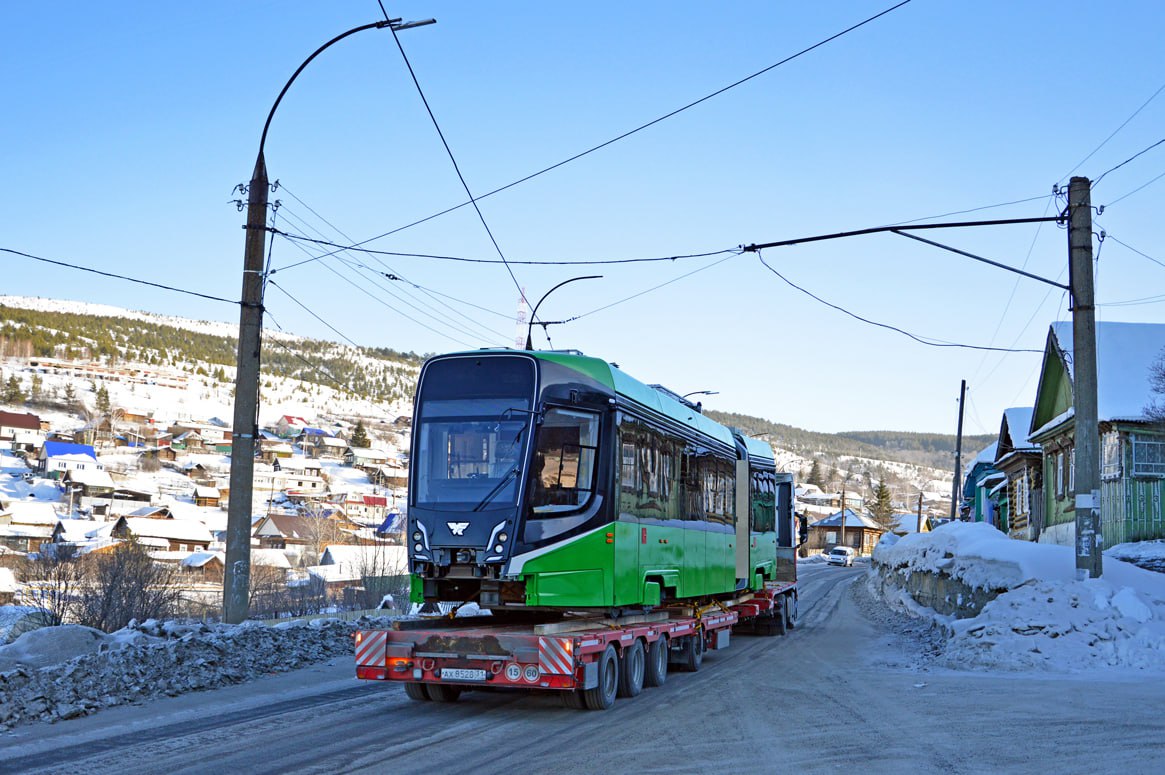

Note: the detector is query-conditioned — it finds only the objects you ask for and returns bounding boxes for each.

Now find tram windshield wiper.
[472,464,519,512]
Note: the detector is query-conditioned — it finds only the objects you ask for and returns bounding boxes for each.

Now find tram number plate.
[441,668,487,681]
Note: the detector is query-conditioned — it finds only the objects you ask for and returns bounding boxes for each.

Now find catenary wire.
[273,185,516,333]
[0,247,237,305]
[571,252,741,320]
[272,228,488,347]
[316,1,916,259]
[388,22,526,305]
[755,251,1042,354]
[272,200,510,341]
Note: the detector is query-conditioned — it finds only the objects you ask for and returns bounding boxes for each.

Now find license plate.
[441,668,487,681]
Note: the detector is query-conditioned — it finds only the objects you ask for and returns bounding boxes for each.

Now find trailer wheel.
[561,688,587,709]
[784,594,797,630]
[404,682,430,702]
[583,645,619,710]
[644,636,668,688]
[425,683,462,702]
[617,640,645,698]
[755,613,780,637]
[776,604,788,636]
[681,632,704,672]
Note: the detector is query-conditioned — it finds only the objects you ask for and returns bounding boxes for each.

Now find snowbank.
[0,615,392,729]
[871,522,1165,674]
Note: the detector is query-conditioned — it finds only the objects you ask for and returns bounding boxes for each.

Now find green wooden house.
[1028,321,1165,548]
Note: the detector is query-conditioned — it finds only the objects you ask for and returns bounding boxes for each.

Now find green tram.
[407,350,798,611]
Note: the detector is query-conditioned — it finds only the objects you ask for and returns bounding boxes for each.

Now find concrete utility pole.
[1068,177,1102,579]
[222,17,436,624]
[839,485,847,548]
[949,379,966,521]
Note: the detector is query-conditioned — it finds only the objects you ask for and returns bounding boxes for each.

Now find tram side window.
[530,408,600,515]
[751,470,776,532]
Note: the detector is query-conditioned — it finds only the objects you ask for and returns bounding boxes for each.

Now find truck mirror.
[797,515,808,546]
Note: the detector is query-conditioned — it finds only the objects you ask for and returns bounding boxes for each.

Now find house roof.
[0,411,41,431]
[320,544,407,575]
[251,548,292,569]
[348,447,388,460]
[999,407,1038,454]
[42,441,97,459]
[1035,321,1165,434]
[194,485,220,499]
[180,550,225,568]
[65,468,115,488]
[810,508,881,530]
[2,500,60,524]
[121,517,213,543]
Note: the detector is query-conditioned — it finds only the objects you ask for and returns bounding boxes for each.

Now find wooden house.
[959,442,1000,524]
[993,407,1043,541]
[1029,321,1165,548]
[807,509,884,555]
[112,516,213,552]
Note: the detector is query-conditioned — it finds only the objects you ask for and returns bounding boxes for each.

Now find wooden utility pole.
[949,379,966,521]
[1068,177,1102,578]
[839,485,847,548]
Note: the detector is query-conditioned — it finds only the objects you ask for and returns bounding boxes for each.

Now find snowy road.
[5,564,1164,774]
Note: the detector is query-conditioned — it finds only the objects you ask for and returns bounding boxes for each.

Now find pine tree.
[96,384,112,416]
[350,419,370,448]
[807,459,826,489]
[2,375,24,404]
[871,479,895,530]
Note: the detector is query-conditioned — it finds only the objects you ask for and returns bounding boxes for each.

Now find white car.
[826,546,856,567]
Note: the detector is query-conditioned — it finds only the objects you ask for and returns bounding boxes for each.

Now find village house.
[0,410,44,452]
[112,516,213,552]
[178,550,225,583]
[807,508,885,556]
[305,434,347,460]
[343,493,389,526]
[37,441,101,480]
[992,407,1043,541]
[345,446,390,471]
[275,415,310,439]
[1028,321,1165,548]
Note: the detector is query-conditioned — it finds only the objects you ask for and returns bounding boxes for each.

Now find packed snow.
[871,521,1165,674]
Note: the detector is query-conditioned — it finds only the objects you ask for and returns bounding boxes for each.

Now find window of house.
[1132,435,1165,478]
[1051,451,1063,497]
[1013,472,1030,517]
[1101,431,1122,480]
[1068,448,1075,492]
[826,531,837,544]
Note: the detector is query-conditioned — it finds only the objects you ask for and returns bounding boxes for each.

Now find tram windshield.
[413,357,536,511]
[529,408,600,516]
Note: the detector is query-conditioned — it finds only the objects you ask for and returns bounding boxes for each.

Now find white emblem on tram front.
[447,522,470,536]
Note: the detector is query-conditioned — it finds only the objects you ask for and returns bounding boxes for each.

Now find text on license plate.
[441,668,487,681]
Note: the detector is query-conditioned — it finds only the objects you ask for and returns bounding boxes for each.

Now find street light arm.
[259,19,404,157]
[525,275,601,350]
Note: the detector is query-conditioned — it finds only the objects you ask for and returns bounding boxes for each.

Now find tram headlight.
[498,532,508,543]
[412,531,422,543]
[414,543,423,552]
[494,544,504,553]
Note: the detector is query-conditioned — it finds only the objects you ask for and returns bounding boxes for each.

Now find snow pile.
[872,522,1165,673]
[0,615,391,729]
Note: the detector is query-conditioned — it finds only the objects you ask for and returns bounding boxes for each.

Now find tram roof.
[739,434,776,465]
[454,349,738,448]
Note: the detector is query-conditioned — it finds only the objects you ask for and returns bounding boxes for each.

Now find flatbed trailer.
[355,580,796,710]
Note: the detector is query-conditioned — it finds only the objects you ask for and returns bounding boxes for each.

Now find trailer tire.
[681,632,704,672]
[784,594,797,630]
[425,683,462,702]
[404,682,430,702]
[776,605,788,636]
[617,640,645,698]
[561,688,587,709]
[583,645,619,710]
[755,613,780,637]
[644,636,668,687]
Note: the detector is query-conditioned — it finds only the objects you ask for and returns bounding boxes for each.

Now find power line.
[267,279,366,350]
[1104,168,1165,208]
[755,251,1042,354]
[271,231,484,347]
[1102,232,1165,271]
[1092,136,1165,188]
[272,199,510,341]
[573,252,741,320]
[0,247,238,305]
[1061,79,1165,183]
[270,227,738,268]
[885,193,1052,227]
[388,23,526,305]
[326,1,915,257]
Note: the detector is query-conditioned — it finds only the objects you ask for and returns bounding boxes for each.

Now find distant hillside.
[0,298,422,406]
[703,408,993,474]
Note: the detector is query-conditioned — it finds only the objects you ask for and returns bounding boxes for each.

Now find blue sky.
[3,1,1164,435]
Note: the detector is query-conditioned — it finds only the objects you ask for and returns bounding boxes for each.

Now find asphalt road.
[5,563,1164,774]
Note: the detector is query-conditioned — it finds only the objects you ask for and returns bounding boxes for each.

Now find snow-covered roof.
[251,548,292,569]
[306,563,360,583]
[180,550,224,568]
[1050,320,1165,423]
[193,485,220,499]
[320,544,407,575]
[1000,407,1038,452]
[810,508,881,530]
[54,518,116,543]
[65,468,115,488]
[121,517,213,544]
[971,442,998,466]
[2,500,60,524]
